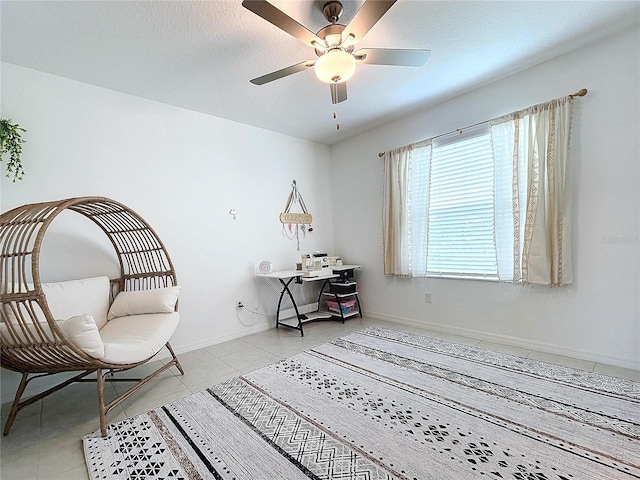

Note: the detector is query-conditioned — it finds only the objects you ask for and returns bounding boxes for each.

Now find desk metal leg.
[315,278,331,306]
[354,293,363,318]
[276,277,305,337]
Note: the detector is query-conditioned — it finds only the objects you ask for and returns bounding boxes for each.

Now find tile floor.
[1,317,638,480]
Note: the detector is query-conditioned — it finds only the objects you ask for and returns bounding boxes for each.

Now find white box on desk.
[302,269,334,278]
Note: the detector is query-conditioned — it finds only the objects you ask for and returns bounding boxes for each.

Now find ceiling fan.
[242,0,431,104]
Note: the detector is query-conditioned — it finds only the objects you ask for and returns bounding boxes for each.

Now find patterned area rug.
[84,326,640,479]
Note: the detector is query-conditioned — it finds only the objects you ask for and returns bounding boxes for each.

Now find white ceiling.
[2,1,638,145]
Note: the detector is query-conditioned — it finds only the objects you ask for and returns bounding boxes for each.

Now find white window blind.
[425,125,498,277]
[409,144,431,277]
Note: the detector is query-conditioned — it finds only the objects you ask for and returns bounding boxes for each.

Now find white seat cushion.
[1,314,105,359]
[0,320,55,345]
[99,312,179,364]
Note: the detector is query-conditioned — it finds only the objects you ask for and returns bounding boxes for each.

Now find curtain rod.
[377,88,588,157]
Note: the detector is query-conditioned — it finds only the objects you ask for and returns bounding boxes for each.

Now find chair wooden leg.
[4,349,183,438]
[165,342,184,375]
[3,373,29,436]
[96,346,185,437]
[3,370,97,436]
[97,368,108,437]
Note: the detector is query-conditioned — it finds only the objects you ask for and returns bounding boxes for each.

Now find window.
[424,125,497,278]
[383,95,574,285]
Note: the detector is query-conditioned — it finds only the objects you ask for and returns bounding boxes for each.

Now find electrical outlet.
[237,300,244,309]
[424,292,432,303]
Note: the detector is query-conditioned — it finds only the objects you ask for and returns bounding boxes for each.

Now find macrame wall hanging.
[280,180,313,250]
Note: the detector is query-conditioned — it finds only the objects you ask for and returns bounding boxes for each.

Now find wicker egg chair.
[0,196,184,437]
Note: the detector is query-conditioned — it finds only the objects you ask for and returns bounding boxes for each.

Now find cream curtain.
[383,146,412,276]
[492,96,574,286]
[523,97,574,286]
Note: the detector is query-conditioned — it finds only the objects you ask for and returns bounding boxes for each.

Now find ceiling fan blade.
[342,0,397,43]
[330,82,348,104]
[242,0,324,47]
[354,48,431,67]
[250,60,315,85]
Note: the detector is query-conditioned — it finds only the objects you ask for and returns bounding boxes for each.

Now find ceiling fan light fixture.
[314,49,356,83]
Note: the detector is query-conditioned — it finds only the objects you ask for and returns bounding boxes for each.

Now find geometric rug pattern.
[84,326,640,479]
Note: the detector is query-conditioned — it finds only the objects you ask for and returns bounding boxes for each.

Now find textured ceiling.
[2,1,639,145]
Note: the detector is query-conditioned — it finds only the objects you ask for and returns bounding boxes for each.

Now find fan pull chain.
[333,111,340,130]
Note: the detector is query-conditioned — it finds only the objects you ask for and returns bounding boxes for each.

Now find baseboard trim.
[364,311,640,371]
[157,321,274,359]
[161,303,318,359]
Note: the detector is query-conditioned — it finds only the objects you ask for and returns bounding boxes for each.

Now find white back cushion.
[43,276,110,329]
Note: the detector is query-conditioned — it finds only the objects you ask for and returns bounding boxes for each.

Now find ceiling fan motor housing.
[315,24,352,56]
[322,1,344,24]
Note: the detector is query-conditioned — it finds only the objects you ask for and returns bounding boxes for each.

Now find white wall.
[2,26,638,407]
[330,26,640,369]
[1,63,334,402]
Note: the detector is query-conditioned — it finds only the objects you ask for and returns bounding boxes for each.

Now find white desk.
[256,265,361,336]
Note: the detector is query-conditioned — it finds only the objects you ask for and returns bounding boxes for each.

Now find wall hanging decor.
[280,180,313,250]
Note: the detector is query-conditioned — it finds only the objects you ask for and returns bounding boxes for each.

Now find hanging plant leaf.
[0,118,27,182]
